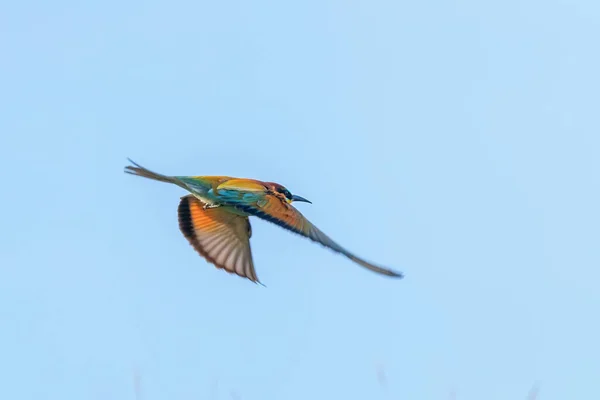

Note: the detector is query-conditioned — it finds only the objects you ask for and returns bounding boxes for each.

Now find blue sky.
[1,1,599,399]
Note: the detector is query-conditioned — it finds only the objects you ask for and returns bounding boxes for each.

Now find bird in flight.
[124,159,403,284]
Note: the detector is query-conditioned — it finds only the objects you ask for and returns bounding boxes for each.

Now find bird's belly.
[182,184,219,205]
[191,193,219,206]
[189,188,251,216]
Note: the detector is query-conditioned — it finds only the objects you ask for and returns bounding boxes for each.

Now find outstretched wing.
[178,195,260,283]
[234,195,403,278]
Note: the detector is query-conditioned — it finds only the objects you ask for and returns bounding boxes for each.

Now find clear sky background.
[1,1,599,399]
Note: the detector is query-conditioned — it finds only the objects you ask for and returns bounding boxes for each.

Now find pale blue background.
[1,1,599,399]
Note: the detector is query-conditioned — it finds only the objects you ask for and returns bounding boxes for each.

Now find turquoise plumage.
[125,159,404,283]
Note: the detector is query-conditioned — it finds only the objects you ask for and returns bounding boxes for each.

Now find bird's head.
[268,183,312,204]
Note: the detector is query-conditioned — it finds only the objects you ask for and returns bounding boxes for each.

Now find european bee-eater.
[124,159,403,283]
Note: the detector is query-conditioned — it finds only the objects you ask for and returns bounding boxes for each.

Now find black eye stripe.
[275,186,292,199]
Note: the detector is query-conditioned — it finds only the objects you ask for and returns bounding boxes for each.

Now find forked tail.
[124,158,183,186]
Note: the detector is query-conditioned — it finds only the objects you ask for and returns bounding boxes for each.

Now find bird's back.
[174,175,270,205]
[179,176,267,189]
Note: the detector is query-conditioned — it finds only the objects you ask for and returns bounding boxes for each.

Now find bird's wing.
[178,195,260,283]
[234,194,403,278]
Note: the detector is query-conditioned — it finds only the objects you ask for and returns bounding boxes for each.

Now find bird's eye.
[276,186,292,200]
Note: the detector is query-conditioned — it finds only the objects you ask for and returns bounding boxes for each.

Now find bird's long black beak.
[291,194,312,204]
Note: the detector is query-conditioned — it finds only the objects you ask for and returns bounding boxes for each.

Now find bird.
[124,158,403,284]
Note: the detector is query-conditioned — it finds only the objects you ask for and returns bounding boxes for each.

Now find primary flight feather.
[124,158,403,283]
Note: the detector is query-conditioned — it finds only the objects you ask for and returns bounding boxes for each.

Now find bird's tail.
[124,158,184,187]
